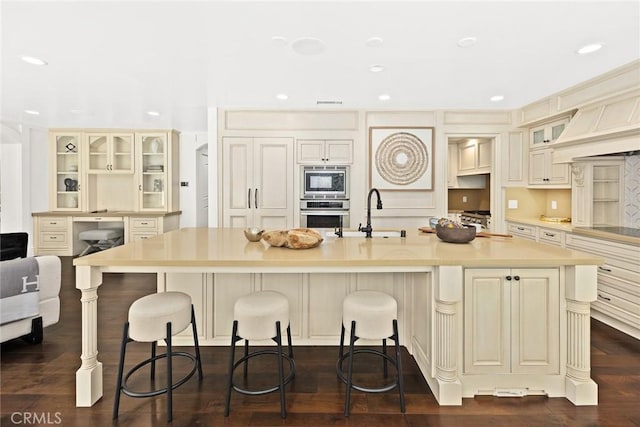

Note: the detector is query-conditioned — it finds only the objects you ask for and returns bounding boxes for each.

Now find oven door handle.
[300,210,350,216]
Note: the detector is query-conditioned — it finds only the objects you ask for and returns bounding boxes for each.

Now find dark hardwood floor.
[1,257,639,426]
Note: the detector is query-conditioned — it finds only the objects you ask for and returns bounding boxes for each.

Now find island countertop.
[73,227,602,268]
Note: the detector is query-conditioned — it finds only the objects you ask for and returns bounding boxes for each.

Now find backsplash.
[624,155,640,228]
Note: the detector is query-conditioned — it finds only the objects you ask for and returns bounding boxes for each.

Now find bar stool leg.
[344,320,357,417]
[224,321,239,417]
[243,339,249,378]
[191,306,203,380]
[113,322,129,420]
[166,322,173,422]
[383,338,388,378]
[275,321,287,418]
[393,319,406,413]
[150,341,156,380]
[338,324,345,360]
[286,324,294,359]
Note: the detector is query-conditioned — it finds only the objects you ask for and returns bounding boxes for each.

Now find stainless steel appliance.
[300,165,350,228]
[301,165,349,199]
[300,199,350,229]
[460,210,492,230]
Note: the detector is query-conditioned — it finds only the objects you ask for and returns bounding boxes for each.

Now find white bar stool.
[224,291,295,419]
[113,291,203,422]
[337,290,405,416]
[78,228,124,256]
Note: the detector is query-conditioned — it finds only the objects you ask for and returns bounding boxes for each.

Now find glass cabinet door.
[87,133,134,174]
[139,134,167,210]
[52,133,82,210]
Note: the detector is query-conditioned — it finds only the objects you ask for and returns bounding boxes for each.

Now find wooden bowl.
[435,224,476,243]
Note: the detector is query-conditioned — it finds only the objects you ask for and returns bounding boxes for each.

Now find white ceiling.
[2,1,639,132]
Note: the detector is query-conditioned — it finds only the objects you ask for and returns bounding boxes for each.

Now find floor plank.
[1,257,639,426]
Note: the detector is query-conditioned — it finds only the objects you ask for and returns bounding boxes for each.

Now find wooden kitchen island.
[73,227,602,408]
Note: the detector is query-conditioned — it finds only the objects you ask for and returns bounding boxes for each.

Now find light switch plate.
[508,199,518,209]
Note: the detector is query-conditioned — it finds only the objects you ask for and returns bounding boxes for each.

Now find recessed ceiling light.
[369,64,385,73]
[291,37,326,55]
[21,56,47,66]
[457,37,477,48]
[276,93,288,100]
[378,94,391,101]
[271,36,288,47]
[490,95,504,102]
[147,111,160,116]
[70,109,82,113]
[24,109,40,115]
[365,37,384,48]
[577,43,603,55]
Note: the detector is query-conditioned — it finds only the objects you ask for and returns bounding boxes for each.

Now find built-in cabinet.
[136,131,180,212]
[566,234,639,339]
[85,132,134,174]
[528,148,571,187]
[222,137,294,229]
[464,268,560,375]
[502,131,528,187]
[571,158,625,227]
[448,143,486,189]
[457,139,491,176]
[529,117,568,148]
[296,139,353,164]
[49,132,84,211]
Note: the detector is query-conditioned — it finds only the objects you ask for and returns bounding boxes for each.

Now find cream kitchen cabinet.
[33,216,74,255]
[529,148,571,187]
[49,131,84,211]
[136,131,180,212]
[506,221,537,241]
[222,137,294,228]
[457,139,491,176]
[566,233,639,339]
[128,214,181,242]
[85,132,134,174]
[296,139,353,164]
[502,131,528,187]
[529,117,568,149]
[448,143,486,188]
[537,227,564,247]
[571,158,624,227]
[464,268,560,375]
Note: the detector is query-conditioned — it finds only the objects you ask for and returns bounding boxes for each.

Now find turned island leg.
[565,265,598,405]
[75,265,104,407]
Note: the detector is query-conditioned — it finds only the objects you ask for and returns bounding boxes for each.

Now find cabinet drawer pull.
[517,227,525,231]
[598,293,611,302]
[140,222,148,225]
[598,266,612,272]
[50,236,57,240]
[544,232,555,237]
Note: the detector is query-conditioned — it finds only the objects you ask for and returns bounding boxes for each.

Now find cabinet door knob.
[514,275,520,281]
[506,275,512,281]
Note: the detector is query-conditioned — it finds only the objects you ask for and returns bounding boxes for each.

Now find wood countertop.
[73,227,602,269]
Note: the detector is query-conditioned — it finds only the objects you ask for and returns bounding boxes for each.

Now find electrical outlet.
[551,200,557,210]
[462,196,468,203]
[508,199,518,209]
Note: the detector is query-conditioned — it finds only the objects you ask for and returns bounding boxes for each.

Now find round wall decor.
[375,132,428,185]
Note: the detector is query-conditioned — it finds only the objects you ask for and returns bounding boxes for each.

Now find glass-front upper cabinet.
[50,132,83,211]
[86,132,134,174]
[137,133,168,211]
[529,117,569,149]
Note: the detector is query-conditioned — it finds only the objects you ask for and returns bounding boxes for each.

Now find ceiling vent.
[316,100,343,105]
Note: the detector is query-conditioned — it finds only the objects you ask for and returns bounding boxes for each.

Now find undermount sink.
[324,230,404,238]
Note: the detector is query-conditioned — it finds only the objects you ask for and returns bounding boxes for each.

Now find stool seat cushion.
[234,291,289,340]
[79,228,124,241]
[128,292,192,342]
[343,291,397,340]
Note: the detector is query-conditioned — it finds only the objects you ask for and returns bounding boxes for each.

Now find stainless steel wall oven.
[300,165,350,229]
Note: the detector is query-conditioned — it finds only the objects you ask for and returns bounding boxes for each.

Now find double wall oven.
[299,165,350,229]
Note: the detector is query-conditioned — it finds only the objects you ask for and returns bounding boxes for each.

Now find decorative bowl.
[435,224,476,243]
[243,227,264,242]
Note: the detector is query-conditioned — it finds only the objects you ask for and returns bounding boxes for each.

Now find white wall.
[178,131,208,228]
[0,122,48,254]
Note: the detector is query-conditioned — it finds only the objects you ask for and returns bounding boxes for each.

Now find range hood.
[551,90,640,163]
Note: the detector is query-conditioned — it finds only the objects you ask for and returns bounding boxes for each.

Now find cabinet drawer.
[595,289,640,321]
[39,231,69,248]
[538,228,563,246]
[39,217,68,230]
[130,232,157,241]
[507,223,536,239]
[592,300,640,329]
[131,218,158,230]
[566,234,639,273]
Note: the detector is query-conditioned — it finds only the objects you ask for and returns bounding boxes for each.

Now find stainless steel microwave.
[301,165,349,199]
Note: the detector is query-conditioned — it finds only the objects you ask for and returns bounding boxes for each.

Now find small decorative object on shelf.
[65,142,77,153]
